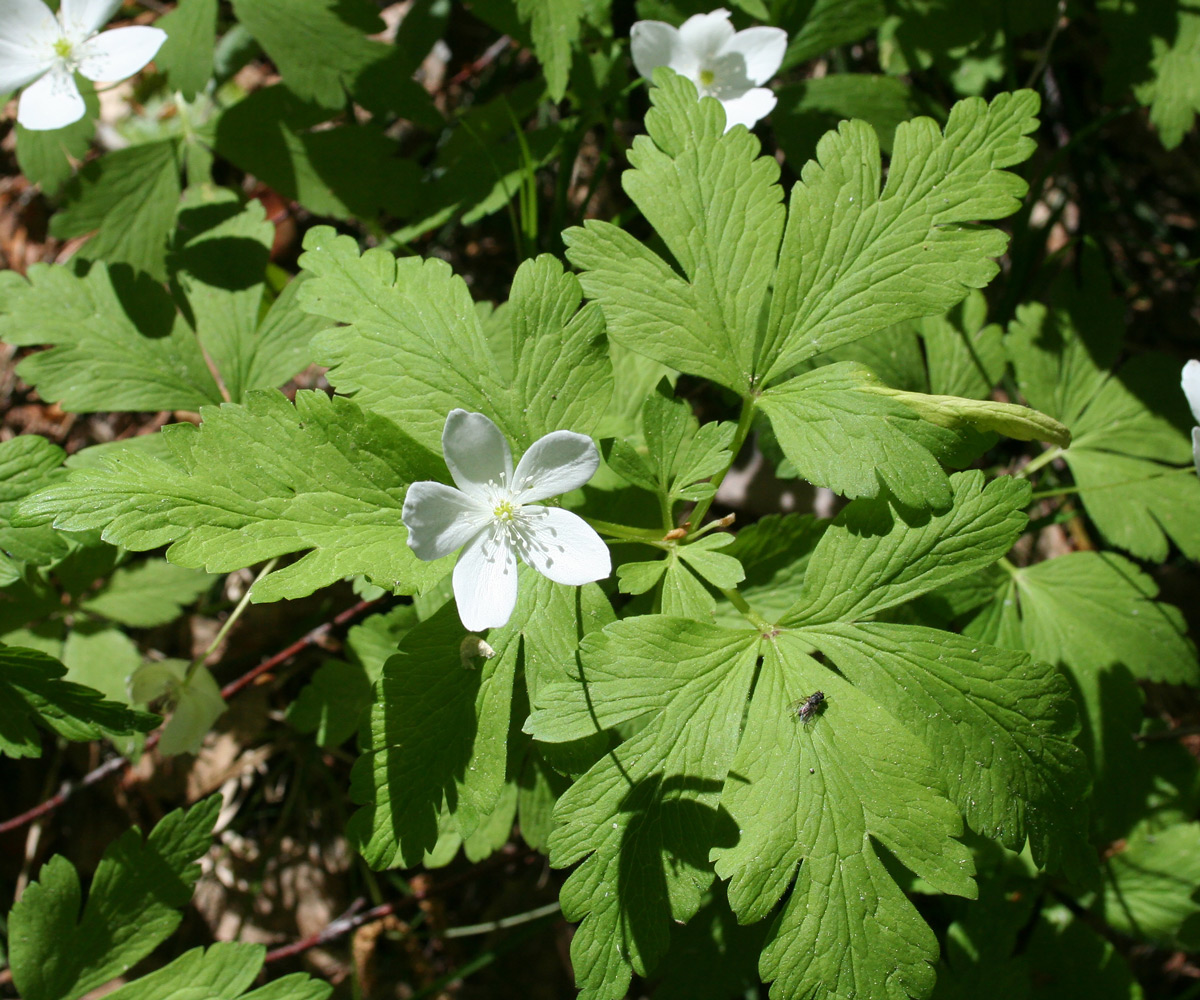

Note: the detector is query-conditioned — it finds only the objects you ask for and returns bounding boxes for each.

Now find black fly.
[791,690,826,726]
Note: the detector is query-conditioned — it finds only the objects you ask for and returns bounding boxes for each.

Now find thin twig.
[264,847,539,963]
[0,597,383,837]
[449,36,512,87]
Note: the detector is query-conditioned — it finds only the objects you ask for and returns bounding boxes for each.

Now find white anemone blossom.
[631,8,787,132]
[403,410,612,632]
[1,0,166,131]
[1182,361,1200,476]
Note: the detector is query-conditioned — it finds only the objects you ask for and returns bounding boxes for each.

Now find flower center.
[699,68,715,88]
[53,37,74,60]
[493,499,517,522]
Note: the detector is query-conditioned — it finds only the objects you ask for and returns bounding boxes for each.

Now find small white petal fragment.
[59,0,123,39]
[17,64,84,130]
[630,6,787,132]
[630,19,678,80]
[719,25,788,85]
[521,506,613,586]
[442,408,513,499]
[403,411,611,632]
[454,528,520,632]
[1184,361,1200,477]
[402,481,488,561]
[513,429,600,502]
[1182,361,1200,426]
[75,25,165,81]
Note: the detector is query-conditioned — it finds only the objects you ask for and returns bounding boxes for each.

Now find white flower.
[1182,360,1200,476]
[631,8,787,132]
[402,410,612,632]
[1,0,166,131]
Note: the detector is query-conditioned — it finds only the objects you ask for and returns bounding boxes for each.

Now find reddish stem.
[0,598,382,837]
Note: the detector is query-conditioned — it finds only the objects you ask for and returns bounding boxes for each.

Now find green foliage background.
[1,1,1199,998]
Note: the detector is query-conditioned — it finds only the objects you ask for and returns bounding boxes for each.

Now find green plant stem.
[1030,464,1195,500]
[184,558,277,682]
[689,395,757,526]
[997,556,1018,576]
[720,587,770,630]
[1018,446,1063,479]
[583,517,670,542]
[442,901,562,939]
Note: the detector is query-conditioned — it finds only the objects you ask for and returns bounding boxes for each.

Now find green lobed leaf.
[61,623,142,710]
[287,658,374,748]
[348,602,518,868]
[713,629,975,1000]
[155,0,218,99]
[516,0,585,100]
[759,361,995,507]
[0,642,157,759]
[17,390,450,603]
[0,436,70,581]
[565,70,785,393]
[214,86,427,222]
[783,470,1030,626]
[80,559,214,628]
[301,231,612,452]
[1099,0,1200,149]
[965,551,1198,686]
[0,261,222,413]
[1100,821,1200,948]
[801,622,1089,875]
[760,89,1038,383]
[229,0,387,108]
[49,141,183,282]
[716,513,825,625]
[1007,257,1200,561]
[9,796,221,1000]
[529,617,761,999]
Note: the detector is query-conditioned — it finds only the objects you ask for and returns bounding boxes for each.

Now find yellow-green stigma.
[53,37,73,59]
[699,68,715,87]
[493,499,516,521]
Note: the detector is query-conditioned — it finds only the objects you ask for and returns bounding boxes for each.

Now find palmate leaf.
[80,559,214,628]
[299,232,613,453]
[350,573,612,869]
[0,262,222,413]
[17,391,449,603]
[530,470,1084,999]
[0,643,157,759]
[1099,820,1200,948]
[566,74,1037,394]
[9,797,220,1000]
[1007,256,1200,561]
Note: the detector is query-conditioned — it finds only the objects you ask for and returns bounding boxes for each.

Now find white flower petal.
[512,430,600,503]
[402,481,489,561]
[453,527,520,631]
[0,0,58,52]
[718,86,777,131]
[442,409,513,500]
[59,0,123,40]
[75,24,164,81]
[519,507,611,586]
[0,45,52,95]
[17,64,84,130]
[677,9,735,63]
[1182,361,1200,426]
[630,19,680,80]
[716,25,786,86]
